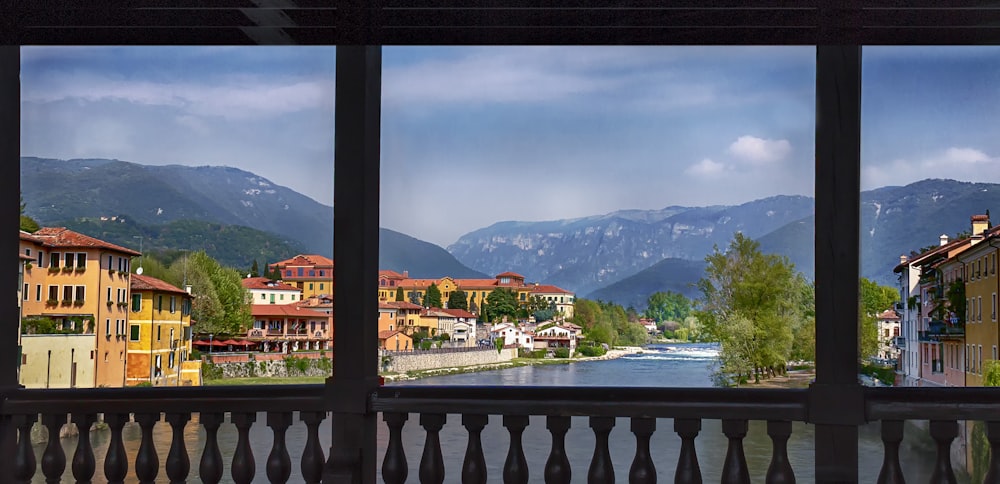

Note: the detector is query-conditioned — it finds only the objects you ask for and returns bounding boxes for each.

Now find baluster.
[876,420,904,484]
[199,412,225,484]
[104,413,130,484]
[544,416,572,484]
[266,411,293,483]
[301,411,327,484]
[765,420,794,484]
[985,422,1000,484]
[629,417,656,484]
[41,413,68,483]
[165,413,191,483]
[461,414,488,484]
[231,412,257,484]
[13,414,37,483]
[503,415,530,484]
[674,418,703,484]
[721,419,750,484]
[588,416,615,484]
[382,412,409,484]
[0,415,14,468]
[419,413,447,484]
[134,413,160,484]
[929,420,958,484]
[71,413,97,483]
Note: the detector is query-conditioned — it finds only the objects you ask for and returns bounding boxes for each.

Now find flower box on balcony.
[45,299,58,306]
[48,267,60,273]
[60,300,71,306]
[73,299,85,306]
[106,301,114,307]
[24,262,32,270]
[117,302,128,308]
[108,269,116,275]
[74,267,86,273]
[61,267,73,273]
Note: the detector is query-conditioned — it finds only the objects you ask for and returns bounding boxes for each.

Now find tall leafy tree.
[859,277,900,361]
[395,286,405,302]
[250,260,260,277]
[486,288,519,322]
[696,233,799,384]
[19,193,39,233]
[423,283,442,308]
[182,251,252,335]
[644,291,692,322]
[447,289,469,311]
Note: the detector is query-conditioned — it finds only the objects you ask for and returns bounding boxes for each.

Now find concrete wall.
[20,334,96,388]
[382,347,515,373]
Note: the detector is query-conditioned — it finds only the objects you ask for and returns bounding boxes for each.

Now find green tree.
[526,295,550,314]
[448,289,469,311]
[486,288,519,322]
[250,260,260,277]
[184,251,252,335]
[19,193,40,232]
[859,277,900,361]
[395,286,405,302]
[789,276,816,362]
[644,291,692,323]
[423,283,442,308]
[696,233,799,384]
[571,299,601,330]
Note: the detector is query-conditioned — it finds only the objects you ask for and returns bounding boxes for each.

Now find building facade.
[268,255,334,299]
[242,276,303,305]
[127,274,194,386]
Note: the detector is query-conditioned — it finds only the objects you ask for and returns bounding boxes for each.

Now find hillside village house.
[378,330,412,351]
[242,276,302,305]
[533,323,580,353]
[268,254,334,299]
[378,300,424,336]
[490,322,534,351]
[875,309,901,361]
[127,274,198,386]
[445,308,477,346]
[19,228,140,388]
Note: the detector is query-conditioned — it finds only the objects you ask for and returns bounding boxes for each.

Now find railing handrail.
[865,386,1000,421]
[1,384,326,414]
[372,385,809,421]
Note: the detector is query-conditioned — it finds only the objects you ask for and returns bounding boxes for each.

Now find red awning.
[218,339,242,346]
[194,340,227,346]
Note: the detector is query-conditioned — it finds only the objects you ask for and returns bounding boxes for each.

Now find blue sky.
[20,46,1000,247]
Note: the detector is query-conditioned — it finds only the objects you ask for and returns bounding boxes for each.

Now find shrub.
[519,348,545,359]
[577,345,606,357]
[419,341,433,351]
[554,348,570,358]
[134,381,153,387]
[318,357,332,373]
[190,349,202,360]
[201,361,223,380]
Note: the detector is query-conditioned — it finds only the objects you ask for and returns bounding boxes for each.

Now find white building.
[242,276,303,305]
[490,323,534,350]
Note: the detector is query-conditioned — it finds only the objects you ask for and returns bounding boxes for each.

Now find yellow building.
[19,227,140,388]
[959,217,1000,387]
[269,254,334,298]
[127,274,195,386]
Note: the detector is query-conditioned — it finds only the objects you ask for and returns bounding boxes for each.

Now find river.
[31,343,937,482]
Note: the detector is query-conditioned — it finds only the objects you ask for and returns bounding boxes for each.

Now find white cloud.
[862,146,1000,189]
[727,135,792,164]
[685,158,727,177]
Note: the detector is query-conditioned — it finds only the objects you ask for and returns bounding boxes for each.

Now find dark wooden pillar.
[323,38,382,484]
[811,44,863,483]
[0,42,22,459]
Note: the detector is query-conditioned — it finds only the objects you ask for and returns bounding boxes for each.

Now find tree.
[486,288,519,322]
[448,289,469,311]
[789,276,816,362]
[395,287,405,302]
[644,291,692,323]
[696,233,799,384]
[183,251,252,335]
[526,295,549,314]
[19,193,40,233]
[250,260,260,277]
[423,283,442,308]
[859,277,900,361]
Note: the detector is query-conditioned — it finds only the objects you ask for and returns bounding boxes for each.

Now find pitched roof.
[241,277,300,291]
[441,308,477,319]
[877,309,900,321]
[379,270,407,279]
[24,227,141,256]
[271,254,334,267]
[420,308,455,318]
[380,301,423,310]
[496,271,524,278]
[378,330,407,340]
[251,304,329,318]
[530,284,573,294]
[131,274,189,296]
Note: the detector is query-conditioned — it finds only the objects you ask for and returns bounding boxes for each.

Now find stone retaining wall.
[206,355,331,379]
[381,347,515,373]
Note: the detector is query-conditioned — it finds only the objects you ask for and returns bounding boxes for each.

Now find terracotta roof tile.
[441,308,477,319]
[251,304,329,318]
[28,227,141,256]
[530,284,573,294]
[131,274,189,295]
[271,254,334,267]
[378,330,406,339]
[381,301,423,310]
[241,277,300,291]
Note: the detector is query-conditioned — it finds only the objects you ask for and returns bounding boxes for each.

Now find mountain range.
[19,157,486,278]
[22,157,1000,311]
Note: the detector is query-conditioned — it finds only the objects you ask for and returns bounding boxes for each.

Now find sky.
[19,46,1000,247]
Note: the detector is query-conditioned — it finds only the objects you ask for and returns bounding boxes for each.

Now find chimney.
[185,284,192,295]
[402,270,408,278]
[972,214,990,245]
[939,234,949,246]
[899,255,908,265]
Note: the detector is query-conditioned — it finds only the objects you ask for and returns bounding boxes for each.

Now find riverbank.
[743,369,815,389]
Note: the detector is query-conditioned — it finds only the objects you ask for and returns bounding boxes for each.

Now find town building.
[533,323,580,353]
[489,322,534,351]
[956,218,1000,387]
[443,308,477,346]
[378,330,413,351]
[127,274,197,386]
[268,254,334,299]
[875,309,901,361]
[242,276,303,305]
[247,304,332,353]
[19,227,141,388]
[529,283,576,319]
[378,300,423,336]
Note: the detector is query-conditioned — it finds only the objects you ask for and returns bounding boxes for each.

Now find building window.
[37,251,43,266]
[131,293,141,312]
[106,319,111,337]
[979,296,983,321]
[979,345,983,375]
[130,325,140,341]
[309,283,314,290]
[63,286,73,301]
[320,283,325,291]
[157,325,162,341]
[286,269,292,277]
[157,295,163,311]
[35,285,41,301]
[107,255,113,269]
[50,252,60,268]
[280,294,285,300]
[309,270,315,276]
[320,270,325,277]
[993,292,997,321]
[77,252,87,268]
[183,299,191,316]
[22,283,28,300]
[48,285,58,301]
[297,268,304,277]
[65,252,75,268]
[75,285,85,302]
[170,296,176,313]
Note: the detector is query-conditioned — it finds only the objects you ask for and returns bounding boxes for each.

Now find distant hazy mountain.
[20,157,486,278]
[452,179,1000,308]
[585,258,705,310]
[448,195,815,296]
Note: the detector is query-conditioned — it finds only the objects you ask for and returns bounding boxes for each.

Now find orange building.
[19,227,140,388]
[268,255,334,298]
